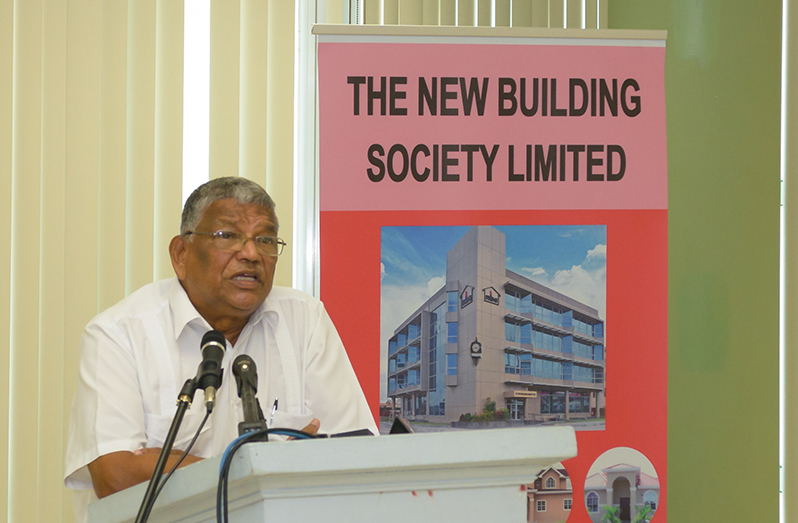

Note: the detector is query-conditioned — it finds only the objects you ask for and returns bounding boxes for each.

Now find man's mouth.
[231,272,260,283]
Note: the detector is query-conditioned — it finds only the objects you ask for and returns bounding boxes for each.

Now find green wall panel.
[610,1,781,521]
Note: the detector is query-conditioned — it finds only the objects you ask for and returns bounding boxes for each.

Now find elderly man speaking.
[64,177,376,521]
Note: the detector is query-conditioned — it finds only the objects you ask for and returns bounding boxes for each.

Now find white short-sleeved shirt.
[64,278,376,522]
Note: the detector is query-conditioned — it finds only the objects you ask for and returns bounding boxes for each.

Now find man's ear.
[169,235,188,280]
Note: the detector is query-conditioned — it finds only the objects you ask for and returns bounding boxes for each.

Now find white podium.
[88,426,577,523]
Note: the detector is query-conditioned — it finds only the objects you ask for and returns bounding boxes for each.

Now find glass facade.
[532,327,562,351]
[540,391,566,413]
[573,317,594,337]
[504,351,532,374]
[446,353,457,375]
[407,345,420,364]
[574,365,599,384]
[407,323,420,340]
[447,291,457,312]
[506,290,532,313]
[533,357,564,380]
[532,299,562,325]
[569,391,591,413]
[574,340,596,359]
[447,321,458,343]
[429,302,446,416]
[505,320,532,344]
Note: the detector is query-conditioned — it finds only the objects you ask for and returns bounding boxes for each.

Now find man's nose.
[236,237,260,259]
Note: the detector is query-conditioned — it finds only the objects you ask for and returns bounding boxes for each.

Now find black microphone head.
[197,330,226,392]
[201,329,226,361]
[232,354,258,396]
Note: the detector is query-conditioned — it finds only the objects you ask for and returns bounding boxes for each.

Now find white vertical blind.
[357,0,609,28]
[1,1,298,520]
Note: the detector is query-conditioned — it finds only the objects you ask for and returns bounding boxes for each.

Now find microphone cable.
[153,408,211,501]
[216,427,318,523]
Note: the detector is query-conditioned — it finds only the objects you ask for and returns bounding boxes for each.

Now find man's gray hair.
[181,177,277,235]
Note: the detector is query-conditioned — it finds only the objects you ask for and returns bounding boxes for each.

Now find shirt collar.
[169,278,210,340]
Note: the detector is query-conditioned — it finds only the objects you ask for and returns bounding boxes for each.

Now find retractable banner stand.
[316,26,667,523]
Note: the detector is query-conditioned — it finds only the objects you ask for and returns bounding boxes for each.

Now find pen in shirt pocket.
[269,397,278,426]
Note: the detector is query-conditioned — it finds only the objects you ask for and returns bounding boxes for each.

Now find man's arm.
[87,449,202,498]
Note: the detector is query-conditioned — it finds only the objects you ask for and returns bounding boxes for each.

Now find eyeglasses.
[185,230,286,257]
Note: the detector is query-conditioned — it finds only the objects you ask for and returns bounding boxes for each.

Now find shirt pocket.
[144,409,211,453]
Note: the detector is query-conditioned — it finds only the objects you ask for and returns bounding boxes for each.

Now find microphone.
[196,330,226,412]
[232,354,267,435]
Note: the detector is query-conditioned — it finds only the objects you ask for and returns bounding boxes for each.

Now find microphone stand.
[134,378,197,523]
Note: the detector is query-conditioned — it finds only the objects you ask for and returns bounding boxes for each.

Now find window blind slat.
[440,0,455,26]
[458,0,476,27]
[549,0,565,28]
[0,0,13,515]
[38,0,67,519]
[9,0,43,521]
[399,0,423,25]
[384,0,399,24]
[422,0,439,25]
[209,0,240,179]
[154,0,184,282]
[125,0,156,295]
[265,0,295,288]
[99,0,128,311]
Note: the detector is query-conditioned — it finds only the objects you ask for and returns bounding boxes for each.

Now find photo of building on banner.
[381,225,607,432]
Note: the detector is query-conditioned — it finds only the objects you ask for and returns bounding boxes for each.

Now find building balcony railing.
[505,343,605,367]
[503,374,605,391]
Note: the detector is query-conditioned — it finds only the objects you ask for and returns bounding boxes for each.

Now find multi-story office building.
[387,226,606,423]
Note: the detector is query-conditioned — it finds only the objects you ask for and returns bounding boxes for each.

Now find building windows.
[429,302,446,416]
[644,490,658,511]
[388,377,396,393]
[536,500,546,512]
[389,359,396,373]
[407,369,419,386]
[407,345,420,364]
[574,340,597,359]
[532,327,562,352]
[447,322,458,343]
[446,354,457,375]
[574,365,600,384]
[447,291,457,312]
[397,373,405,389]
[573,316,594,337]
[564,499,572,510]
[505,320,532,344]
[397,352,406,369]
[397,332,407,347]
[532,357,564,380]
[586,492,599,512]
[389,339,397,355]
[569,392,591,413]
[540,391,566,414]
[407,323,420,340]
[532,299,562,326]
[504,351,532,375]
[506,290,532,313]
[545,477,556,489]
